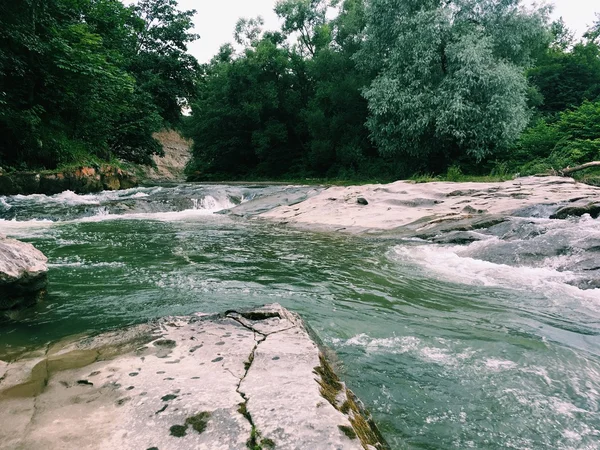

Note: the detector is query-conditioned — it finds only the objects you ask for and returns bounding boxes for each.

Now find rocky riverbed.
[1,178,599,448]
[258,176,600,233]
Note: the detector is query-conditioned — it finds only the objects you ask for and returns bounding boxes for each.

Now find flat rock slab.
[0,304,387,450]
[258,176,600,233]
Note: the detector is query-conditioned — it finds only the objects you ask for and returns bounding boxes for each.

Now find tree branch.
[558,161,600,176]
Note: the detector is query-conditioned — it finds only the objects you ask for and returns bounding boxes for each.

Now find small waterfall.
[191,195,235,212]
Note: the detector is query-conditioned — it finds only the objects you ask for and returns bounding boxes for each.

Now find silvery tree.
[358,0,550,164]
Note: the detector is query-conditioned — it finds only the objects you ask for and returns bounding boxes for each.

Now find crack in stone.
[225,314,267,337]
[235,329,268,449]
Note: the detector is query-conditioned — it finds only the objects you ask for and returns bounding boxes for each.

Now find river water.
[1,184,599,449]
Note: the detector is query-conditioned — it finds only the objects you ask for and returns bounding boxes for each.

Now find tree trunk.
[559,162,600,176]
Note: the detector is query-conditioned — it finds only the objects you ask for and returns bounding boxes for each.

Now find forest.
[1,0,600,182]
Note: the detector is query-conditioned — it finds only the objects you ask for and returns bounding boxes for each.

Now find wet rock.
[511,203,559,218]
[550,203,600,220]
[431,231,484,245]
[69,167,103,193]
[0,304,388,450]
[569,275,600,290]
[0,173,40,196]
[462,205,487,214]
[39,173,70,195]
[0,165,137,195]
[0,237,48,310]
[384,198,441,207]
[446,189,479,197]
[224,187,324,217]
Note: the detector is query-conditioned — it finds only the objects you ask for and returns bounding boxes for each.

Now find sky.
[173,0,599,63]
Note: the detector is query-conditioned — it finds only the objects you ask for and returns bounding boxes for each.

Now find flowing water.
[1,184,599,449]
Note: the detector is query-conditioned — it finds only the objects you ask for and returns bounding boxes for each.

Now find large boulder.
[0,236,48,310]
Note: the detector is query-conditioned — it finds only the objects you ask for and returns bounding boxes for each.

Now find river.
[1,184,599,449]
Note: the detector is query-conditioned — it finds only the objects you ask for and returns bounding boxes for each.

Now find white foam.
[484,358,518,371]
[391,245,600,301]
[52,190,100,205]
[0,218,54,229]
[130,192,149,199]
[340,333,422,354]
[0,197,12,210]
[77,207,225,223]
[48,261,126,268]
[191,195,235,212]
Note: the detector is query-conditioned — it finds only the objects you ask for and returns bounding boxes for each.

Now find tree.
[274,0,331,57]
[357,0,549,170]
[528,42,600,115]
[186,36,307,179]
[584,14,600,45]
[234,16,265,47]
[129,0,200,125]
[0,0,198,170]
[516,100,600,174]
[302,0,379,177]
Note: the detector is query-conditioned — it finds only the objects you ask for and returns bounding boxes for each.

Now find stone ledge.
[0,304,389,450]
[0,165,138,196]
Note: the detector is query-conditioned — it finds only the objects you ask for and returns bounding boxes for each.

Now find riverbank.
[0,165,138,196]
[0,130,192,196]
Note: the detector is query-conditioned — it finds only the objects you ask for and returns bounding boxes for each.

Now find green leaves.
[0,0,198,170]
[516,101,600,174]
[359,0,546,165]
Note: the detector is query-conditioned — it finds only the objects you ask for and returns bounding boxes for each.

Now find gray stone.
[0,237,48,310]
[550,203,600,220]
[0,304,389,450]
[431,231,485,245]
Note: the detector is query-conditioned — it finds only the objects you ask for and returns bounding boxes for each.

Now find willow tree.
[358,0,550,168]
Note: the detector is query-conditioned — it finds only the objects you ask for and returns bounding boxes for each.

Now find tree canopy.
[0,0,199,170]
[3,0,599,182]
[357,0,549,168]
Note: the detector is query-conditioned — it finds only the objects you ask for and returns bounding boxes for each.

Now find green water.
[1,185,599,449]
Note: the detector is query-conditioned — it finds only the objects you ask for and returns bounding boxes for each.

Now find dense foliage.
[0,0,199,169]
[509,15,600,176]
[3,0,599,180]
[186,1,600,181]
[186,0,391,180]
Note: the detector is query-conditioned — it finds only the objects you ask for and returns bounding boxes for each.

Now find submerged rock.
[0,304,389,450]
[550,203,600,220]
[0,237,48,310]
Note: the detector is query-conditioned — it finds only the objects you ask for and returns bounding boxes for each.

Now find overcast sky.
[174,0,599,63]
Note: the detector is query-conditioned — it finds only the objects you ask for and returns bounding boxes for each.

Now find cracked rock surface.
[0,304,387,450]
